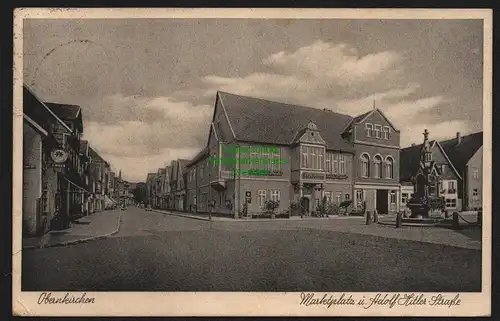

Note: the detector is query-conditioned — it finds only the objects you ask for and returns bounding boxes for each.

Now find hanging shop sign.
[51,149,68,167]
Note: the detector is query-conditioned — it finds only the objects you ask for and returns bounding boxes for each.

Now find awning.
[59,173,89,193]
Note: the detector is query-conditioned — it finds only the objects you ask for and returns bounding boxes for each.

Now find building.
[401,131,483,211]
[146,172,156,206]
[22,85,64,235]
[44,101,88,225]
[341,108,401,214]
[88,147,111,212]
[79,140,92,215]
[183,91,402,218]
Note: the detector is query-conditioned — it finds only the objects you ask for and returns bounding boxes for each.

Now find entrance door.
[300,197,310,214]
[376,189,389,214]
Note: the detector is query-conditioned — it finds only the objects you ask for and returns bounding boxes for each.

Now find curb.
[22,210,124,250]
[153,210,364,222]
[152,210,211,221]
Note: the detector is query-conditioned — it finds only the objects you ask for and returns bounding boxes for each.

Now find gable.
[297,130,326,145]
[358,109,398,132]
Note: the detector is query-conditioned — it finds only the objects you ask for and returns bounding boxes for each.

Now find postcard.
[13,8,492,317]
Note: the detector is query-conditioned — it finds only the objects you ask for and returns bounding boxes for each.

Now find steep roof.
[146,173,156,182]
[218,91,354,153]
[44,102,81,120]
[187,147,209,167]
[88,147,106,163]
[440,132,483,172]
[399,142,430,182]
[80,140,89,154]
[178,159,190,173]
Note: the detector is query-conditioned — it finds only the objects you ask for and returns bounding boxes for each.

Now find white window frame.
[318,148,324,170]
[383,126,391,140]
[258,190,267,208]
[390,191,396,204]
[374,124,382,139]
[360,153,370,178]
[271,189,280,202]
[473,167,479,179]
[445,198,457,208]
[333,153,339,173]
[401,193,409,204]
[472,189,479,201]
[325,153,332,173]
[311,148,316,169]
[335,192,342,204]
[373,155,382,178]
[301,146,307,169]
[448,181,456,191]
[339,154,346,175]
[365,123,373,137]
[385,156,394,179]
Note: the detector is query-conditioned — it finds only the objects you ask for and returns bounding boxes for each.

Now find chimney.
[456,132,462,145]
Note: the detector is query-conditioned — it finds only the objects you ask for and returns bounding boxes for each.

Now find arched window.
[360,153,370,178]
[385,156,394,179]
[373,155,382,178]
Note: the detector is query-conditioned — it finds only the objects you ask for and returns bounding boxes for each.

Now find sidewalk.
[152,209,362,222]
[22,209,123,250]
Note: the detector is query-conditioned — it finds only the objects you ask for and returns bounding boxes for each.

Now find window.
[402,193,409,204]
[360,154,370,177]
[374,125,382,139]
[333,154,339,173]
[385,157,394,179]
[448,181,456,192]
[425,152,432,162]
[373,155,382,178]
[258,190,267,208]
[200,164,204,179]
[301,146,308,169]
[390,191,396,204]
[473,167,480,180]
[441,164,446,173]
[365,123,373,137]
[326,154,332,173]
[345,193,350,200]
[324,192,332,202]
[383,126,391,140]
[445,198,457,208]
[339,154,346,174]
[311,148,316,169]
[271,189,281,202]
[271,149,281,171]
[472,189,479,201]
[318,148,324,170]
[335,192,342,204]
[315,198,320,208]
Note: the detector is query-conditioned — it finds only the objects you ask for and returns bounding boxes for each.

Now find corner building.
[185,92,401,217]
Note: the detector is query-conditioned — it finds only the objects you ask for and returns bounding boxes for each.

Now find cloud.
[82,95,213,157]
[400,121,469,148]
[99,147,201,182]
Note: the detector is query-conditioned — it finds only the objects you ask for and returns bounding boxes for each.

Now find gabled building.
[44,101,88,222]
[400,130,462,211]
[185,91,402,218]
[438,132,482,210]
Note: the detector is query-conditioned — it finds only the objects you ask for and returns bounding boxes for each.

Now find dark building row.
[22,84,131,236]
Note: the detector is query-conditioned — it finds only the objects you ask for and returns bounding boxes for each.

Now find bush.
[264,200,280,214]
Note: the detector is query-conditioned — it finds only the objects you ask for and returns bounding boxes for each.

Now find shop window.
[445,198,457,208]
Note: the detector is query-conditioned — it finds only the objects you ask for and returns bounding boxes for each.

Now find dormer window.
[425,152,432,162]
[365,123,373,137]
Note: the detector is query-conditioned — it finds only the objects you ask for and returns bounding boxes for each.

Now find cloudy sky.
[23,18,483,182]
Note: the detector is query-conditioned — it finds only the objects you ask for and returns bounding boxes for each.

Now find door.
[300,197,310,214]
[376,189,389,214]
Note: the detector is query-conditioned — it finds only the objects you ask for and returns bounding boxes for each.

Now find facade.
[341,109,401,214]
[44,101,88,223]
[182,91,402,217]
[23,85,62,235]
[146,173,156,206]
[436,132,482,210]
[79,140,91,215]
[400,132,464,211]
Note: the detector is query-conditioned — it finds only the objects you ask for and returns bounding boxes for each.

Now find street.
[22,206,481,292]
